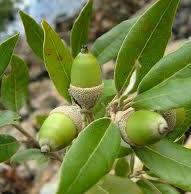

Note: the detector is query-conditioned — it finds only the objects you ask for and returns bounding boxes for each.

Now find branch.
[13,124,63,163]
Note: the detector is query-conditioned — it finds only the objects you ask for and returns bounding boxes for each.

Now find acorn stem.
[41,144,51,153]
[47,152,62,163]
[122,102,133,111]
[13,124,63,163]
[13,124,39,147]
[87,111,94,123]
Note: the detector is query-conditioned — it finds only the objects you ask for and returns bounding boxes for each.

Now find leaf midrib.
[71,0,92,57]
[24,18,43,45]
[117,0,174,93]
[144,145,191,170]
[139,61,191,95]
[65,122,112,194]
[0,141,18,147]
[134,77,191,105]
[47,28,70,82]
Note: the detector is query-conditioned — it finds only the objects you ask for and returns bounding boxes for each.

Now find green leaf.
[138,180,180,194]
[35,114,48,127]
[91,18,136,65]
[0,110,20,127]
[42,20,73,102]
[117,140,133,158]
[152,181,180,194]
[167,107,191,140]
[56,118,121,194]
[86,185,108,194]
[138,179,180,194]
[115,157,130,177]
[134,139,191,191]
[11,149,49,165]
[19,11,44,60]
[71,0,93,57]
[0,134,20,163]
[133,75,191,111]
[0,33,19,77]
[98,175,144,194]
[1,55,29,112]
[138,41,191,93]
[114,0,179,94]
[137,179,162,194]
[93,80,116,118]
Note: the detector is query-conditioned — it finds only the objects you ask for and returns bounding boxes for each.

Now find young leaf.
[117,141,133,158]
[91,18,136,65]
[42,20,73,102]
[11,149,49,165]
[71,0,93,57]
[0,134,20,163]
[0,33,19,77]
[138,41,191,93]
[134,139,191,191]
[1,55,29,112]
[93,79,116,118]
[115,158,130,177]
[19,11,44,60]
[56,118,121,194]
[0,110,20,128]
[114,0,179,94]
[99,175,144,194]
[133,74,191,111]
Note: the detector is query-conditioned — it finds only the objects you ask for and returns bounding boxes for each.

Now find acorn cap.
[50,105,83,133]
[69,83,104,109]
[160,109,176,131]
[115,108,135,146]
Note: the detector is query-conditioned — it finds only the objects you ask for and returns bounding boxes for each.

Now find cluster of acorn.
[37,48,186,152]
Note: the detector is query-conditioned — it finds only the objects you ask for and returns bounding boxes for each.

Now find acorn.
[118,110,169,146]
[69,46,103,109]
[38,105,82,152]
[160,108,186,130]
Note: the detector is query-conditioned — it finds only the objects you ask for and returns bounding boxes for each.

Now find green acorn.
[38,105,82,152]
[160,108,186,130]
[69,46,103,109]
[119,110,169,146]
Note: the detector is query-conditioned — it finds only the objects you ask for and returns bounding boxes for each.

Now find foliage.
[2,0,191,193]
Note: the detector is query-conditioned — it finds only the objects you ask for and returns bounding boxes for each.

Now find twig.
[80,109,94,124]
[13,124,39,147]
[48,152,62,163]
[13,124,63,163]
[122,102,133,111]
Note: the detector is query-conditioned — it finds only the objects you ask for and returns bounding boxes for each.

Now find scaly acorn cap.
[160,109,176,131]
[117,110,169,147]
[38,105,83,152]
[160,108,185,130]
[69,84,104,109]
[115,108,135,146]
[69,48,103,109]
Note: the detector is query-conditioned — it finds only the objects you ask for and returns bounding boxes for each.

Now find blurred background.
[0,0,191,193]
